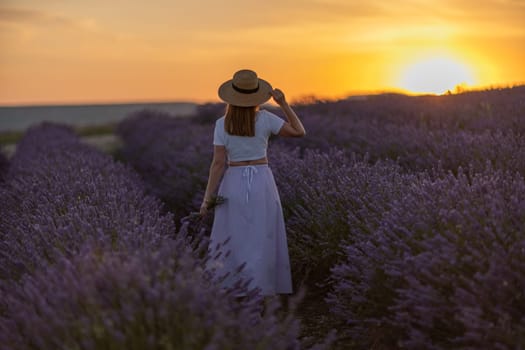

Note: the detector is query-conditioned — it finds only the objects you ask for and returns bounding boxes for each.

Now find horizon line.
[1,82,523,108]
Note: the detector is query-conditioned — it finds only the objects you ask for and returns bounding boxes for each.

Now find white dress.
[207,111,293,296]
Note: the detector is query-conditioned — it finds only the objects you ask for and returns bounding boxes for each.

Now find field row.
[1,87,524,349]
[0,124,329,349]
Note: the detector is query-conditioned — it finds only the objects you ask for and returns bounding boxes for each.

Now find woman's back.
[213,109,284,162]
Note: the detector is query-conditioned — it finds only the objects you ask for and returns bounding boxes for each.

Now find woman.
[200,69,305,296]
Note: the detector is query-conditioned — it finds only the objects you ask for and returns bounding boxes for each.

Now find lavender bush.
[0,123,331,349]
[273,86,525,175]
[116,110,213,221]
[270,146,413,287]
[0,123,175,281]
[0,149,7,182]
[0,240,334,350]
[110,86,525,349]
[275,112,525,175]
[292,85,525,132]
[193,102,227,124]
[328,166,525,349]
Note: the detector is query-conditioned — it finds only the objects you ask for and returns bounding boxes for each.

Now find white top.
[213,109,285,162]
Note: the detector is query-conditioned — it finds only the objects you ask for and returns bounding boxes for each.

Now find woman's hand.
[271,88,306,138]
[199,201,209,216]
[201,146,227,217]
[270,89,287,107]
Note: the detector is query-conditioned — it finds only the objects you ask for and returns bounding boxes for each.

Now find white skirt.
[208,164,292,296]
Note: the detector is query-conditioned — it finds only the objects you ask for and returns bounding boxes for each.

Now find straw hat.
[218,69,272,107]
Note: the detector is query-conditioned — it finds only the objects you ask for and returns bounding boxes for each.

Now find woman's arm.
[200,145,227,215]
[270,89,306,137]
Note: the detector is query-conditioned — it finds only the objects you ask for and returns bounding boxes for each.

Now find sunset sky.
[1,0,524,105]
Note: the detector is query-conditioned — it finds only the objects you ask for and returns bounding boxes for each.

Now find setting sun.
[397,55,477,95]
[0,1,523,105]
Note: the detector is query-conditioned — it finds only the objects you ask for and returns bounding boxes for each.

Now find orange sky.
[1,0,524,105]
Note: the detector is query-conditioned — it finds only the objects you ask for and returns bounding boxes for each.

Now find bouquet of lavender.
[184,195,227,220]
[206,195,227,210]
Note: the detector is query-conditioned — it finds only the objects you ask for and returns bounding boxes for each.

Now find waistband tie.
[242,166,258,203]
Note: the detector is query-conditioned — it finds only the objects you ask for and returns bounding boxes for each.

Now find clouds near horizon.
[1,0,524,104]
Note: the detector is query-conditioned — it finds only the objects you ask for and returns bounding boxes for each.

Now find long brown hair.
[224,104,257,136]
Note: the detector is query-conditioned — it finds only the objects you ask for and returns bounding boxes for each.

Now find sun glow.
[397,55,477,95]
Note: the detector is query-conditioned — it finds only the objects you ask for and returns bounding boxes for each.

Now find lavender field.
[1,86,525,349]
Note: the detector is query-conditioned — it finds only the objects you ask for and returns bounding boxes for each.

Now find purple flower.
[0,148,7,182]
[0,123,175,281]
[116,110,214,222]
[328,167,525,349]
[0,242,322,349]
[0,122,333,349]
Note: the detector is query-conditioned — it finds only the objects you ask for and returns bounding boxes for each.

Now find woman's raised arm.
[270,89,306,138]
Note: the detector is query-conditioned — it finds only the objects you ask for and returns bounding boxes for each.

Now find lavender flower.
[328,166,525,349]
[0,149,8,182]
[0,123,175,281]
[0,242,316,350]
[116,109,213,222]
[270,145,413,289]
[0,122,333,349]
[275,86,525,174]
[109,86,525,349]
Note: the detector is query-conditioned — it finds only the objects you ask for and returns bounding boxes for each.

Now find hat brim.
[218,78,272,107]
